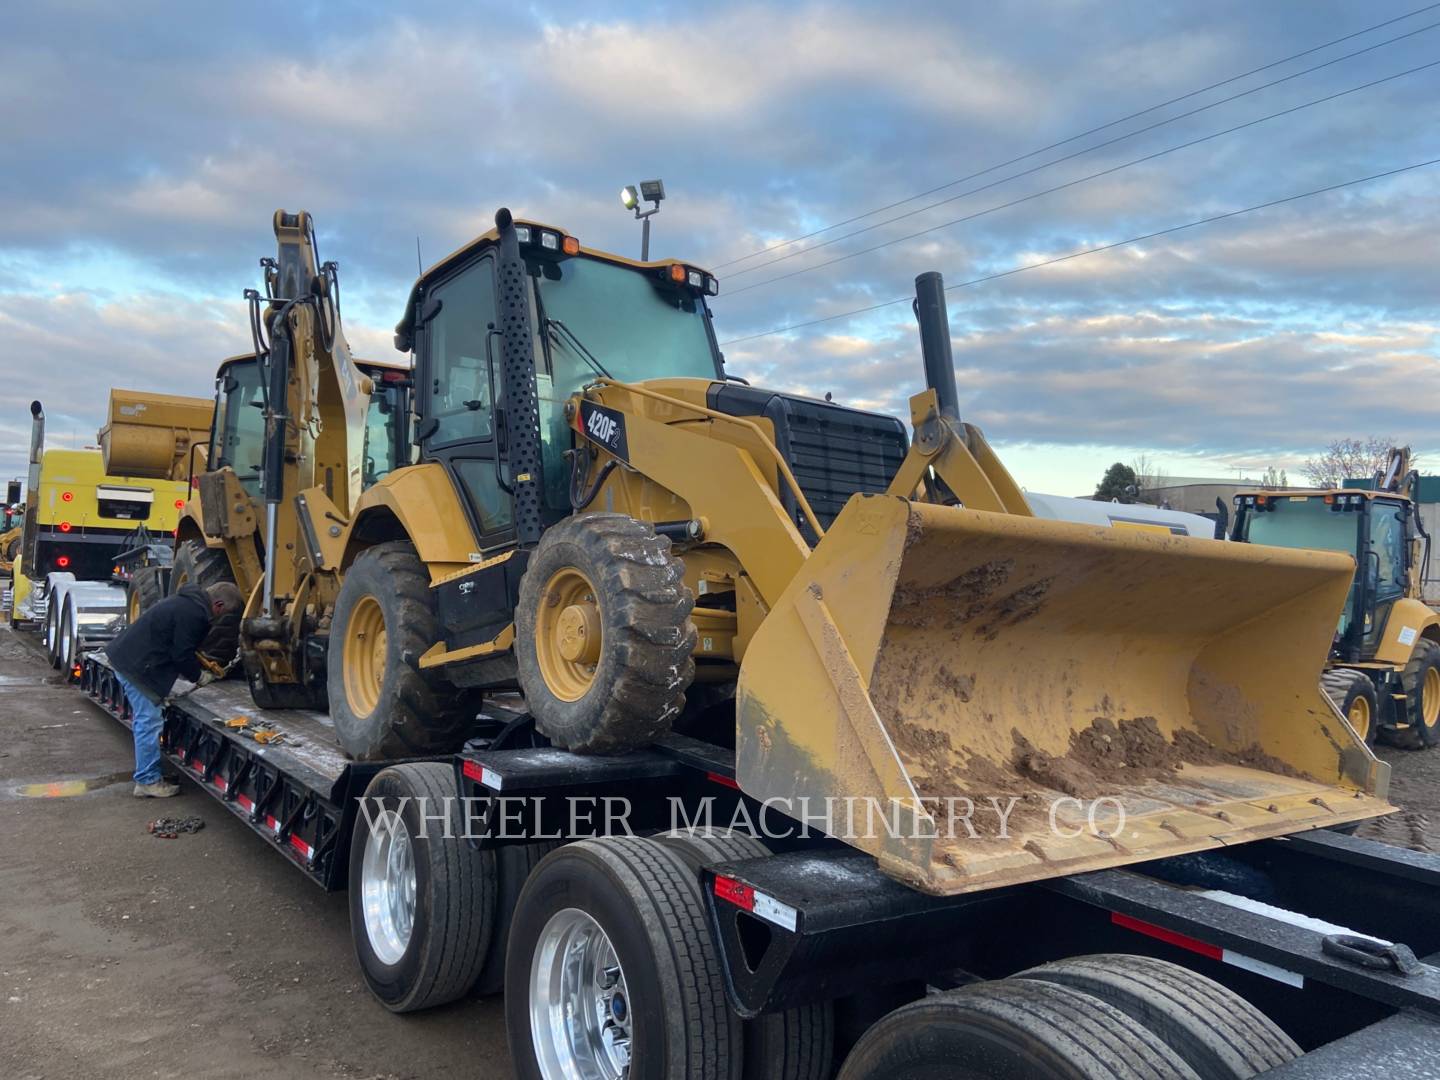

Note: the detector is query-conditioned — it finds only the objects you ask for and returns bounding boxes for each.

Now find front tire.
[127,565,167,624]
[516,514,696,755]
[328,541,479,760]
[348,762,497,1012]
[1321,667,1379,746]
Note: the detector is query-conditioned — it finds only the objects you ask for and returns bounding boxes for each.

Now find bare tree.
[1130,453,1170,499]
[1301,438,1415,488]
[1260,466,1289,490]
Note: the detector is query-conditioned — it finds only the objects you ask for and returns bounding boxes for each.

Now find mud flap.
[736,494,1393,895]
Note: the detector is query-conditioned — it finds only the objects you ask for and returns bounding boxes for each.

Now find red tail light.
[56,555,70,568]
[59,521,72,533]
[174,499,185,509]
[61,491,73,503]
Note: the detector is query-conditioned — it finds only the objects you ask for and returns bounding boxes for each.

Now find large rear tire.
[328,541,480,760]
[837,979,1200,1080]
[505,836,742,1080]
[1014,954,1300,1080]
[655,828,835,1080]
[1402,638,1440,747]
[169,539,234,594]
[1321,667,1379,747]
[516,514,696,755]
[348,762,497,1012]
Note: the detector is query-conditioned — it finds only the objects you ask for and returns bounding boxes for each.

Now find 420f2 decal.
[579,401,629,461]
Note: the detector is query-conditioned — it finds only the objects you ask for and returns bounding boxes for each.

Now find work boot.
[133,780,181,798]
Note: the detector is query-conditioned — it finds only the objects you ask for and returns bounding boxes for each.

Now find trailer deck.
[77,648,1440,1068]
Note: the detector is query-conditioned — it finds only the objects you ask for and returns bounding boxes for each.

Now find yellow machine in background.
[298,209,1390,895]
[1232,448,1440,749]
[9,396,207,632]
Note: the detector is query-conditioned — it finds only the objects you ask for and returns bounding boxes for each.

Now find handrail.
[589,378,826,540]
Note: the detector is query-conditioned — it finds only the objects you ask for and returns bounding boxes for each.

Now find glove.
[195,670,217,689]
[199,655,227,678]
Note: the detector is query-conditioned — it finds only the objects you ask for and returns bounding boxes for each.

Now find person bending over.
[106,581,245,797]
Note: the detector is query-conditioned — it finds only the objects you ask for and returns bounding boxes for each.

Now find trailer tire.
[1321,668,1379,746]
[59,602,78,675]
[836,978,1199,1080]
[348,762,497,1013]
[506,836,742,1080]
[169,539,234,593]
[655,828,835,1080]
[1402,638,1440,747]
[1015,954,1300,1079]
[329,541,481,760]
[127,566,167,624]
[473,840,563,997]
[517,514,696,755]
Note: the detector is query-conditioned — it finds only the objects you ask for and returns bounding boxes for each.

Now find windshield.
[532,255,719,510]
[1243,495,1361,639]
[215,361,266,497]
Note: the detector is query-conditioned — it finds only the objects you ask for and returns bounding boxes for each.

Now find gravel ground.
[2,621,1437,1078]
[0,627,512,1080]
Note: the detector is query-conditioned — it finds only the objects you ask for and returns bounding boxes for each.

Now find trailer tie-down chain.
[1321,934,1423,976]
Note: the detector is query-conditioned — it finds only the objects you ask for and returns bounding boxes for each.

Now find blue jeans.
[117,674,164,785]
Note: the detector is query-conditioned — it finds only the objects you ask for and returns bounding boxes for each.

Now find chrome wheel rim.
[530,908,633,1080]
[359,812,416,966]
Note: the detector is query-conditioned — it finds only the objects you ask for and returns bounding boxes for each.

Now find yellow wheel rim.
[1424,666,1440,728]
[127,589,141,623]
[535,567,601,702]
[343,595,388,718]
[1347,694,1371,742]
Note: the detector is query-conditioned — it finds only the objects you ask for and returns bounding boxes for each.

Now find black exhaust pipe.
[913,272,960,422]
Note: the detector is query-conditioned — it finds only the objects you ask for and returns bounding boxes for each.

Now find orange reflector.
[174,499,185,509]
[61,491,73,502]
[669,264,686,283]
[1324,494,1334,504]
[1256,495,1268,505]
[562,236,579,255]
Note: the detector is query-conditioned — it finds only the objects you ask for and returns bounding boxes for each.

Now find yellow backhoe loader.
[171,219,412,707]
[290,207,1390,895]
[1231,448,1440,749]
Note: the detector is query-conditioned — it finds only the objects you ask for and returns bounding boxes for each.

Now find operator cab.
[1231,489,1422,662]
[208,353,412,499]
[395,221,724,552]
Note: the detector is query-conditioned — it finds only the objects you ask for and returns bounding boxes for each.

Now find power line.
[723,58,1440,298]
[726,20,1440,283]
[711,2,1440,271]
[717,156,1440,347]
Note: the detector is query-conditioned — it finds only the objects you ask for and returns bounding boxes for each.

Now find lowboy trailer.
[78,651,1440,1079]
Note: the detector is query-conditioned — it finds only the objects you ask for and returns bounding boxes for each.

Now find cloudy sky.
[3,0,1437,495]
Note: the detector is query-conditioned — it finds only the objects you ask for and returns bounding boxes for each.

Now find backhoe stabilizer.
[735,494,1393,895]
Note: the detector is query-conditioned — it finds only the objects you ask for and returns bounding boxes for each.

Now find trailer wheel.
[473,840,563,997]
[58,602,77,674]
[169,539,233,593]
[329,541,481,760]
[1321,668,1379,746]
[506,836,742,1080]
[126,566,166,624]
[1015,954,1300,1080]
[836,978,1199,1080]
[656,828,836,1080]
[348,762,496,1013]
[1402,638,1440,747]
[516,514,696,755]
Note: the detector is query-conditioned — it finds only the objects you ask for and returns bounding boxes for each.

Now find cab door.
[415,253,515,551]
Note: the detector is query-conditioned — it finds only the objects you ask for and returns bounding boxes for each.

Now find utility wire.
[726,21,1440,283]
[723,57,1440,298]
[717,156,1440,347]
[712,2,1440,270]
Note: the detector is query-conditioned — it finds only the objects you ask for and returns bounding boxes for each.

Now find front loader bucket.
[736,494,1392,895]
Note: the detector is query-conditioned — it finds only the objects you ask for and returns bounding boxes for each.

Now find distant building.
[1082,476,1309,519]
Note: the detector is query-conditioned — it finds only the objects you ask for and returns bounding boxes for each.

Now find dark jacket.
[107,586,212,703]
